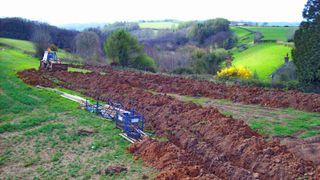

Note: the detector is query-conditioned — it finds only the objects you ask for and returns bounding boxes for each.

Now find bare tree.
[74,31,103,64]
[31,26,51,58]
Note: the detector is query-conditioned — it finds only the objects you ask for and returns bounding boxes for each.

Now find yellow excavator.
[39,48,68,71]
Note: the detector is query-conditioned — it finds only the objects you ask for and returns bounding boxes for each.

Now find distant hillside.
[233,43,292,80]
[231,21,300,27]
[59,23,107,31]
[244,26,298,41]
[231,26,297,43]
[0,17,78,49]
[230,26,295,80]
[0,37,83,63]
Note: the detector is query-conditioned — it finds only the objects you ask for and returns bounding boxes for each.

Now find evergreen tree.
[104,29,143,66]
[293,0,320,88]
[104,29,156,71]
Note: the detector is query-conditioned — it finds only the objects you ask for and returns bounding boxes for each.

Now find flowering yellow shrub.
[217,66,252,79]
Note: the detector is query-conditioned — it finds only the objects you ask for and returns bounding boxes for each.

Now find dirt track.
[18,69,320,179]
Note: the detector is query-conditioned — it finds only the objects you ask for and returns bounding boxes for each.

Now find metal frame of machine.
[37,86,146,143]
[84,99,146,142]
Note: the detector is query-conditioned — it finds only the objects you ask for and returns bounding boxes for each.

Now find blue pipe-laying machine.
[84,98,145,142]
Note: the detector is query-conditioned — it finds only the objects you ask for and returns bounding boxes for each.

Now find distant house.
[270,59,296,83]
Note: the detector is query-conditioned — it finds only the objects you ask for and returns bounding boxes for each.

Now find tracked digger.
[39,48,68,71]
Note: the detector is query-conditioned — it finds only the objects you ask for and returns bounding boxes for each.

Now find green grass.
[139,22,178,29]
[0,38,35,53]
[222,111,234,117]
[231,26,252,37]
[250,111,320,137]
[0,49,156,179]
[244,26,297,41]
[68,67,91,73]
[180,96,209,104]
[231,26,296,80]
[231,26,255,46]
[299,130,320,139]
[233,43,292,80]
[0,37,82,62]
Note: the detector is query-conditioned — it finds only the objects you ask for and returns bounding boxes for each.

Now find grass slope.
[231,26,252,38]
[231,26,255,47]
[0,48,156,179]
[244,26,297,41]
[0,38,82,62]
[233,43,292,80]
[0,38,35,53]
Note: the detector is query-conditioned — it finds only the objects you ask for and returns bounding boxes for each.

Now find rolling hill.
[231,26,296,80]
[244,26,297,41]
[232,43,292,80]
[0,38,82,63]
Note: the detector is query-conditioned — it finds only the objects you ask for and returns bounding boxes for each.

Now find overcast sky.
[1,0,307,25]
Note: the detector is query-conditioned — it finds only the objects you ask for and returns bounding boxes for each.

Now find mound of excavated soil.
[17,69,55,87]
[70,66,320,112]
[18,69,319,179]
[274,135,320,167]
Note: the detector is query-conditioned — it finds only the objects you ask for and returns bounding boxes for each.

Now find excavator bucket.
[51,63,68,71]
[39,61,68,71]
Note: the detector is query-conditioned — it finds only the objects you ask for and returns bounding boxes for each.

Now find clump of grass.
[181,96,209,104]
[0,115,57,133]
[222,111,233,117]
[24,123,66,136]
[23,156,41,167]
[272,125,296,136]
[68,67,91,73]
[299,130,320,139]
[68,160,81,177]
[51,152,63,162]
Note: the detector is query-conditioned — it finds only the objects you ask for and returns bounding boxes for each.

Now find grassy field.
[0,38,35,53]
[139,22,179,29]
[231,26,255,47]
[230,26,296,80]
[0,38,82,63]
[232,43,292,80]
[244,26,297,41]
[0,48,156,179]
[231,26,252,38]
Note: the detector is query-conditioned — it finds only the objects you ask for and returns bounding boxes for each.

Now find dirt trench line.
[17,69,320,179]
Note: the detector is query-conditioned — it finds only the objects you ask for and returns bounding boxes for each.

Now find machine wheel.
[39,61,47,70]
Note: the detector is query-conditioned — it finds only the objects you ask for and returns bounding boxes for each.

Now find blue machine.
[84,99,145,141]
[115,109,144,140]
[40,50,68,71]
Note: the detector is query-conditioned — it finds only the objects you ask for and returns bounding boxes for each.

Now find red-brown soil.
[18,69,319,179]
[69,65,320,112]
[275,135,320,167]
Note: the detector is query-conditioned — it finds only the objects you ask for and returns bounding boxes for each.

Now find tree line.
[293,0,320,91]
[0,17,78,50]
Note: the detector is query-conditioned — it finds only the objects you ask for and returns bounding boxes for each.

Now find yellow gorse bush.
[217,66,252,79]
